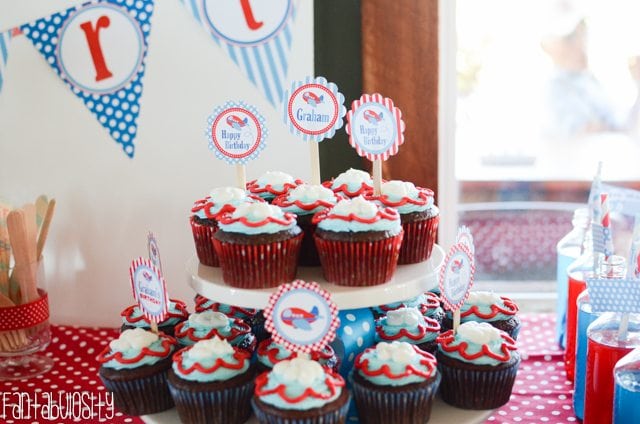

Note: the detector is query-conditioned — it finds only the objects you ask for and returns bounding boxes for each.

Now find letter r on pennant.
[79,16,114,82]
[239,0,264,30]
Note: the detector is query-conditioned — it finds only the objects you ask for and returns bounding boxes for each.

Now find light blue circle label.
[351,101,397,155]
[272,288,332,346]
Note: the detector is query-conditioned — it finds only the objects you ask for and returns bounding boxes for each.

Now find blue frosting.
[172,344,249,382]
[101,333,174,370]
[258,341,291,368]
[356,342,436,386]
[316,197,401,233]
[177,313,249,347]
[377,310,438,345]
[438,322,514,366]
[192,195,256,220]
[122,301,185,327]
[218,203,297,235]
[445,292,516,323]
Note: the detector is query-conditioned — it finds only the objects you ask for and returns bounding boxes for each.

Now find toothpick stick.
[236,165,247,191]
[373,159,382,196]
[37,199,56,260]
[453,309,461,333]
[309,142,321,185]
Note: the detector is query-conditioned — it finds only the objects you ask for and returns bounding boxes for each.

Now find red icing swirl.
[175,318,252,344]
[257,338,335,365]
[312,205,400,226]
[355,344,437,380]
[322,180,373,198]
[194,295,257,316]
[424,292,442,310]
[254,366,345,404]
[217,210,297,228]
[376,316,441,342]
[172,345,251,375]
[191,194,264,219]
[121,299,189,325]
[246,178,304,197]
[436,329,517,362]
[365,186,434,208]
[271,192,343,213]
[461,296,519,320]
[97,333,176,365]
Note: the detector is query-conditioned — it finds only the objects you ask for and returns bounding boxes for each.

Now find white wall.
[0,0,314,326]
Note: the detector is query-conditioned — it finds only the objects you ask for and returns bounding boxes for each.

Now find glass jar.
[584,313,640,424]
[614,347,640,423]
[556,207,589,348]
[573,255,626,420]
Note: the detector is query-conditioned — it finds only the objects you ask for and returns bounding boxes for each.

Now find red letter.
[79,16,113,82]
[239,0,264,30]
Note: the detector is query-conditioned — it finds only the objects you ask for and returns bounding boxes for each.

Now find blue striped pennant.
[0,29,12,94]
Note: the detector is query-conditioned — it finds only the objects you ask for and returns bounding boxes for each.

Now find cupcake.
[256,337,340,373]
[366,180,439,264]
[442,291,521,340]
[213,202,303,288]
[246,171,303,203]
[168,337,255,424]
[376,307,441,355]
[313,196,403,286]
[322,168,374,198]
[194,295,270,342]
[436,321,520,409]
[372,292,445,325]
[251,357,350,423]
[352,341,441,424]
[120,299,189,337]
[97,328,177,415]
[174,310,256,353]
[190,187,260,266]
[272,184,343,266]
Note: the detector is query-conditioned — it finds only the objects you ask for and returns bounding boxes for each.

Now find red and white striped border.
[264,280,340,355]
[438,242,476,312]
[128,257,169,324]
[345,93,405,162]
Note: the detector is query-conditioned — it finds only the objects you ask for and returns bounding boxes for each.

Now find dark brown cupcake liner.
[190,217,219,267]
[436,352,521,410]
[314,233,403,287]
[168,371,255,424]
[251,390,351,424]
[99,366,174,416]
[213,233,303,288]
[398,214,439,265]
[351,371,441,424]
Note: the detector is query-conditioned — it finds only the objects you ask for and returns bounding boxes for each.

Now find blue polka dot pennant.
[587,278,640,313]
[20,0,154,158]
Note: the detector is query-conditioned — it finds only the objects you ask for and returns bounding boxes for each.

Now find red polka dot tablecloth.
[0,314,575,424]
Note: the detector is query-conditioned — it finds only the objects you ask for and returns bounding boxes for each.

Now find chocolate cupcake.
[246,171,303,203]
[366,180,439,264]
[352,341,441,424]
[376,307,441,355]
[313,196,403,287]
[272,184,342,266]
[190,187,260,266]
[213,202,303,289]
[322,168,374,198]
[442,291,521,340]
[174,310,256,353]
[251,357,350,424]
[194,295,269,342]
[371,292,445,325]
[120,299,189,337]
[256,337,340,374]
[98,328,177,416]
[436,321,520,409]
[168,337,255,424]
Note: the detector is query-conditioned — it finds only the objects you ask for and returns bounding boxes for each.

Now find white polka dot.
[356,337,364,347]
[345,313,356,322]
[343,326,353,336]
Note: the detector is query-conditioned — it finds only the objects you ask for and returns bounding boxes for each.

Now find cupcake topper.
[129,257,169,333]
[147,232,162,275]
[205,100,268,189]
[345,93,405,195]
[264,280,340,354]
[439,229,476,333]
[283,76,346,185]
[456,226,475,255]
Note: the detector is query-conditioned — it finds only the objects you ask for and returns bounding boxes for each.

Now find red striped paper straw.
[601,193,614,261]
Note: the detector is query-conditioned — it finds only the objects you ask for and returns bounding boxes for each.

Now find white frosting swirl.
[381,180,420,199]
[188,311,229,328]
[385,307,423,327]
[288,184,335,202]
[188,336,235,360]
[330,196,378,219]
[272,357,324,387]
[375,341,417,365]
[467,291,502,305]
[209,187,247,203]
[457,321,503,344]
[333,168,372,186]
[110,328,158,351]
[231,202,285,221]
[257,171,295,186]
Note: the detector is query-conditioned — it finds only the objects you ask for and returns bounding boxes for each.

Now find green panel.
[314,0,364,180]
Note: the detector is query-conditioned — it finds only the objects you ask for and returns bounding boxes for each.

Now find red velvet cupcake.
[313,196,403,286]
[376,307,441,355]
[246,171,303,203]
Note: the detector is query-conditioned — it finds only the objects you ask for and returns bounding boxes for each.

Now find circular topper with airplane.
[264,280,340,354]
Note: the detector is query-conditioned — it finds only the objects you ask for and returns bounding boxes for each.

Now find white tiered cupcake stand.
[142,245,492,424]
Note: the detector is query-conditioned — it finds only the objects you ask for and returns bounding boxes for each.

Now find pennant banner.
[181,0,295,107]
[0,29,12,93]
[21,0,154,158]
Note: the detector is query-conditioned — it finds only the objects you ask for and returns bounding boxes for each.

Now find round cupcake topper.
[345,93,405,162]
[456,225,475,255]
[129,257,169,325]
[264,280,340,354]
[439,243,475,313]
[205,101,267,165]
[147,232,163,274]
